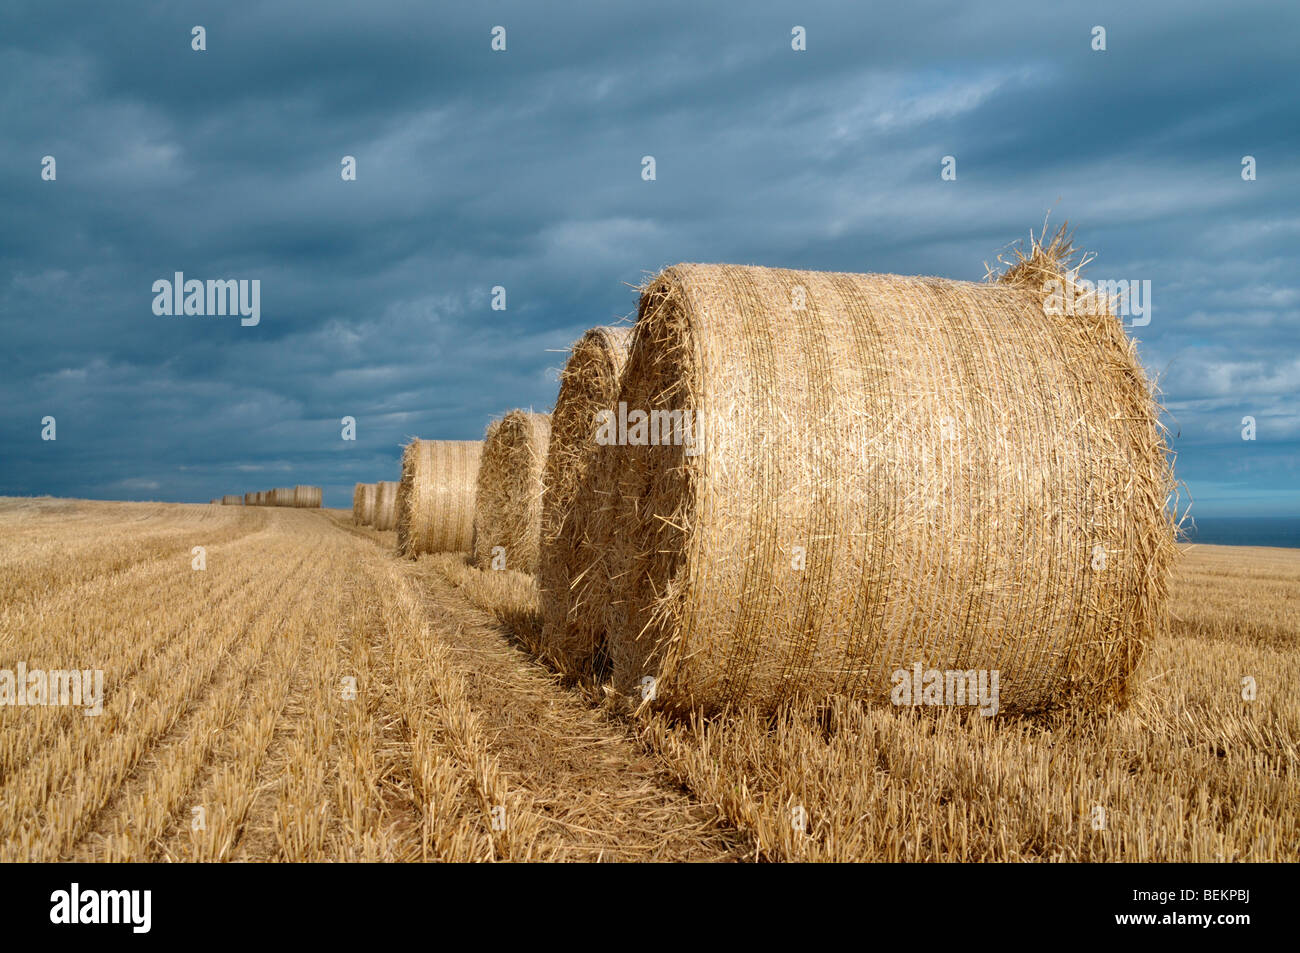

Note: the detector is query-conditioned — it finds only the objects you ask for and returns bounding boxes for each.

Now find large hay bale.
[395,440,482,556]
[273,487,294,507]
[293,485,322,508]
[538,327,632,670]
[570,236,1175,714]
[358,483,378,525]
[373,481,399,531]
[352,483,366,523]
[244,492,256,506]
[472,411,551,573]
[221,494,242,506]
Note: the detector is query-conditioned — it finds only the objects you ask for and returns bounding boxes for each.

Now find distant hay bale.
[272,487,294,507]
[395,440,482,556]
[293,485,322,508]
[358,483,378,525]
[221,494,242,505]
[352,483,366,523]
[569,230,1176,715]
[373,481,399,531]
[473,411,551,573]
[244,492,256,506]
[539,327,632,671]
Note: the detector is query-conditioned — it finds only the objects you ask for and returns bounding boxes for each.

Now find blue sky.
[1,0,1296,518]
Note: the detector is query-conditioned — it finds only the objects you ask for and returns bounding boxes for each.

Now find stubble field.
[0,498,1295,861]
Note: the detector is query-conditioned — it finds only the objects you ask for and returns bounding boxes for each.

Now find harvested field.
[0,499,739,862]
[1,497,1292,862]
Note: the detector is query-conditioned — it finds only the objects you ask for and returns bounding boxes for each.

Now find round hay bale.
[472,411,551,573]
[373,480,400,531]
[244,492,256,506]
[538,327,632,670]
[395,440,482,556]
[573,240,1175,714]
[221,494,242,506]
[358,483,378,525]
[352,483,366,523]
[293,485,322,508]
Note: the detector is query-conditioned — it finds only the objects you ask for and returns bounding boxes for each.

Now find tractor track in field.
[390,546,746,861]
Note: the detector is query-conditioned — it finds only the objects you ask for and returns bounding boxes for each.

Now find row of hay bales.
[352,480,401,530]
[351,421,552,574]
[215,486,322,507]
[346,408,566,574]
[356,231,1177,716]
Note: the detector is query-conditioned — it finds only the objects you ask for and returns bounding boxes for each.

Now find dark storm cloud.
[1,0,1296,514]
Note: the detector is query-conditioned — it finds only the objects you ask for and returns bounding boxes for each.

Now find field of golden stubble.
[0,498,734,861]
[0,496,1295,862]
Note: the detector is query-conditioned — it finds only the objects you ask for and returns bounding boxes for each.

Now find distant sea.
[1183,517,1300,549]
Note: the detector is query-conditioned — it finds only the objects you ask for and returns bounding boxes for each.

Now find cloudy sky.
[1,0,1296,518]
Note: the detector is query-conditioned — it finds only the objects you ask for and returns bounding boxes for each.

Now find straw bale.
[570,229,1175,713]
[395,440,482,556]
[472,411,551,573]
